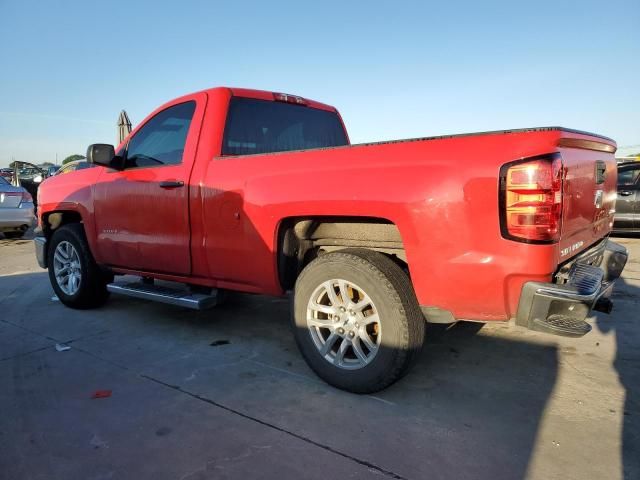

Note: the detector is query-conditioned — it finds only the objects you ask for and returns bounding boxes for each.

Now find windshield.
[222,98,348,156]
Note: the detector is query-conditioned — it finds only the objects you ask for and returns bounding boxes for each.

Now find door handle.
[159,180,184,189]
[619,191,633,196]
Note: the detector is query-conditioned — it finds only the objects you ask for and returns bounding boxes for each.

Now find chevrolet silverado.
[34,87,628,392]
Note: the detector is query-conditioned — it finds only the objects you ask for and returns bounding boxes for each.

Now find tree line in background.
[8,154,85,169]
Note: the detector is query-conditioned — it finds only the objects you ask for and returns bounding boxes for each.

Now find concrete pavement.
[0,233,638,480]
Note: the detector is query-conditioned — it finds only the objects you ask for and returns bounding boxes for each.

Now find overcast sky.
[0,0,638,166]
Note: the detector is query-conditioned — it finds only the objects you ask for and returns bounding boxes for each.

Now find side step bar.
[107,281,219,310]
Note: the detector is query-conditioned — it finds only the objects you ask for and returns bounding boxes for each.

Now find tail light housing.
[499,153,563,243]
[21,191,33,204]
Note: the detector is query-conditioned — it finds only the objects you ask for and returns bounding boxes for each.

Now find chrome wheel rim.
[306,279,381,370]
[53,241,82,296]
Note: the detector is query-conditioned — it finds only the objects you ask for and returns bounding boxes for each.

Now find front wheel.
[48,224,112,309]
[292,249,425,393]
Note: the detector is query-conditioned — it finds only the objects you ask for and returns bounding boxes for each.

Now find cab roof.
[203,86,338,113]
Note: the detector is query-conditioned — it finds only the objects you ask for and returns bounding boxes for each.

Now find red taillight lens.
[500,155,563,243]
[21,191,33,204]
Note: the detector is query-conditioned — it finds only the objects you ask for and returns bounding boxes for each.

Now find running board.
[107,282,219,310]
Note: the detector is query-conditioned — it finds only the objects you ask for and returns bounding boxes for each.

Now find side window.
[125,101,196,168]
[618,167,640,188]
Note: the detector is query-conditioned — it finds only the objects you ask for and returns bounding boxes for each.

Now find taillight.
[499,154,563,243]
[21,191,33,204]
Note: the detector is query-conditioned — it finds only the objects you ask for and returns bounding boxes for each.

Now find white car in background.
[0,175,36,239]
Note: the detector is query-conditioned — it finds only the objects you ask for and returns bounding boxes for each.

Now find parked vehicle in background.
[11,162,45,209]
[613,162,640,233]
[45,165,61,177]
[34,87,628,392]
[54,161,95,176]
[0,176,36,238]
[18,166,44,179]
[0,169,13,180]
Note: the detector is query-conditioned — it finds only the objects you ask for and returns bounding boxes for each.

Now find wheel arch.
[40,209,102,267]
[41,210,84,240]
[276,216,408,291]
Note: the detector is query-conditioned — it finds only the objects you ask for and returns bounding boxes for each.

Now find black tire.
[3,231,24,239]
[47,224,112,309]
[292,248,425,393]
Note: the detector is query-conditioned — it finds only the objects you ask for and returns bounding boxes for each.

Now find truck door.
[615,163,640,230]
[93,93,206,274]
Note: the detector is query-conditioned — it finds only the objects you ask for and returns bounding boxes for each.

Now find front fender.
[38,168,101,262]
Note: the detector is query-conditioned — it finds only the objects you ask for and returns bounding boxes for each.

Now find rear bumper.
[34,236,47,269]
[0,204,36,231]
[515,239,628,337]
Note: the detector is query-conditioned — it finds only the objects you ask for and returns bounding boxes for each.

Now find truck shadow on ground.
[0,270,558,480]
[598,271,640,480]
[1,268,639,478]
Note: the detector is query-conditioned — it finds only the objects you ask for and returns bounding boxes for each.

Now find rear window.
[0,176,8,185]
[222,98,348,156]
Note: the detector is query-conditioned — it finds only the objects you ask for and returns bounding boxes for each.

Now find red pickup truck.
[34,87,628,392]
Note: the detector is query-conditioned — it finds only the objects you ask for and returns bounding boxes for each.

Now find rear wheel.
[292,249,425,393]
[48,224,112,309]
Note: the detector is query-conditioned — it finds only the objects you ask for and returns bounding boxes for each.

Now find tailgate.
[557,134,617,261]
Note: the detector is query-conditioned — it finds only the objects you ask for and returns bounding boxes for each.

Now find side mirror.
[86,144,124,170]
